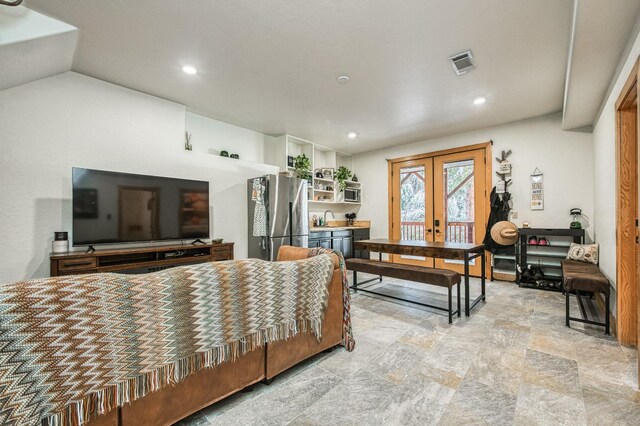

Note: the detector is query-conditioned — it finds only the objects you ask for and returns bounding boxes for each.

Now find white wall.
[186,111,276,163]
[309,203,362,226]
[353,113,594,242]
[592,25,640,290]
[0,72,278,283]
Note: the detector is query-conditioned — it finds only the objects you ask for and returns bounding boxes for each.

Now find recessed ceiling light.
[182,65,198,75]
[473,96,486,105]
[347,131,358,139]
[337,75,350,84]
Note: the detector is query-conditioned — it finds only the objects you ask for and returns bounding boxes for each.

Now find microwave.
[344,188,361,202]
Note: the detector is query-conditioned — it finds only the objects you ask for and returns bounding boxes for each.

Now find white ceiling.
[16,1,640,153]
[562,0,640,130]
[0,6,76,91]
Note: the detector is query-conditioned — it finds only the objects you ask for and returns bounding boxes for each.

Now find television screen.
[72,168,210,245]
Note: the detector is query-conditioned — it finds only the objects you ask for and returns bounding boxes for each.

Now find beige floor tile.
[528,326,578,360]
[466,346,526,396]
[180,279,636,426]
[582,385,640,425]
[316,337,383,377]
[522,349,581,397]
[397,326,446,351]
[439,378,518,425]
[514,383,586,426]
[381,378,456,425]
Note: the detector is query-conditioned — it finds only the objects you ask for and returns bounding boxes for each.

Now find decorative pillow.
[566,243,599,264]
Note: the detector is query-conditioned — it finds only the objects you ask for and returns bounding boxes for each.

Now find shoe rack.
[516,228,585,291]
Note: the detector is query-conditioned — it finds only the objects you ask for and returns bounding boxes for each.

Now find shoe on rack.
[533,267,545,281]
[528,236,538,245]
[519,265,534,282]
[538,237,550,246]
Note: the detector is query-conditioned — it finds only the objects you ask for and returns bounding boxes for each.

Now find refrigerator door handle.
[289,201,293,246]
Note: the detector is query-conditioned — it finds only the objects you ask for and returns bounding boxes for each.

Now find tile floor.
[179,277,640,425]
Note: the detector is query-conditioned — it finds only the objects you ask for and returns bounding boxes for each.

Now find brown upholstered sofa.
[267,246,345,379]
[87,246,344,426]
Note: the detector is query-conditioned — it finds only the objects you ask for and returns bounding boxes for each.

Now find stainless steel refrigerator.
[248,174,309,261]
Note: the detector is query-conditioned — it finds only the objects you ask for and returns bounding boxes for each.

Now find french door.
[390,146,488,276]
[390,159,434,267]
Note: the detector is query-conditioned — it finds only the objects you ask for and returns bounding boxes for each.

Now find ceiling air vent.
[449,50,475,75]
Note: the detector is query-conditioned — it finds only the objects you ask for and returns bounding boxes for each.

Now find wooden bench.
[562,260,610,335]
[346,258,461,323]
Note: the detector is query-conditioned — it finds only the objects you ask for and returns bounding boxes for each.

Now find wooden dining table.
[352,238,486,316]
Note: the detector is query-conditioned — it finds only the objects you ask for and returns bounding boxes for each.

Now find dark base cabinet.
[309,228,369,259]
[353,228,370,259]
[332,231,353,259]
[308,231,332,250]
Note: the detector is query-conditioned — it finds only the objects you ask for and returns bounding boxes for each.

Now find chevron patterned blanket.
[0,253,343,426]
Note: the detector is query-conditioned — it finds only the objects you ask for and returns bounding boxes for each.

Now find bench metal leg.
[448,286,453,324]
[481,252,486,301]
[565,289,570,328]
[464,253,470,317]
[351,270,382,289]
[457,282,461,318]
[566,289,610,335]
[605,293,610,335]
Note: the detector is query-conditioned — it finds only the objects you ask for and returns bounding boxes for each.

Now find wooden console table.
[50,242,234,277]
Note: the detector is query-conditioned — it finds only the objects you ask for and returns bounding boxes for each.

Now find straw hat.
[491,221,518,246]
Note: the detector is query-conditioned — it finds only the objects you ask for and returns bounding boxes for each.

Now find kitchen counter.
[310,225,369,232]
[310,220,370,232]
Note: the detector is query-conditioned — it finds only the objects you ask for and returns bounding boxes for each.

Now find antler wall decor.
[495,149,513,187]
[0,0,24,7]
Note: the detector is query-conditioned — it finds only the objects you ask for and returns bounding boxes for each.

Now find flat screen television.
[72,167,210,246]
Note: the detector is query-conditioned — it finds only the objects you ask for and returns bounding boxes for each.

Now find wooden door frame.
[615,58,639,347]
[387,142,492,275]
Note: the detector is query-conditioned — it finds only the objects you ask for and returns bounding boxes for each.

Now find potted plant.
[294,154,311,180]
[336,166,353,191]
[345,212,357,226]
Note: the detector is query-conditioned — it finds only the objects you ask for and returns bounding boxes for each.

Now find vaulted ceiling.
[0,5,76,91]
[7,1,640,153]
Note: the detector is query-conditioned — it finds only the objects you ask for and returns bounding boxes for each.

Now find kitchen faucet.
[324,210,334,225]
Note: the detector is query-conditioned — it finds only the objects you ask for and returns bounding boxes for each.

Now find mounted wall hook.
[494,148,513,196]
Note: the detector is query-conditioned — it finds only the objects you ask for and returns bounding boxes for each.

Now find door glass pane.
[444,159,474,244]
[400,165,426,259]
[400,166,426,240]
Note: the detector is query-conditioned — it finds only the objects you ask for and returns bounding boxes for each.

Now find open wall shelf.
[263,134,361,205]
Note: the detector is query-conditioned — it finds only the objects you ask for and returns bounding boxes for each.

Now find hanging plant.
[336,166,353,191]
[294,154,311,180]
